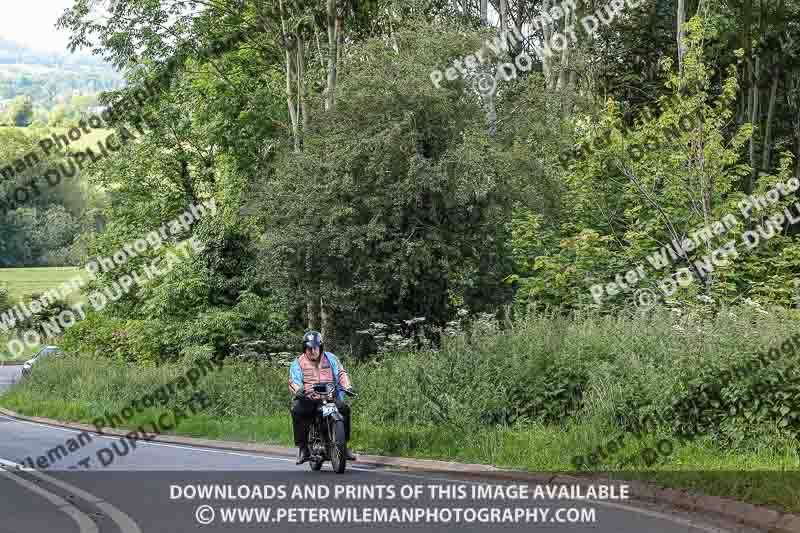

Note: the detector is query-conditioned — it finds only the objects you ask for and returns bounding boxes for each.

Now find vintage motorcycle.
[306,382,357,473]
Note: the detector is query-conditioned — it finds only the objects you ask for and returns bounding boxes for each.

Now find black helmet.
[303,331,323,351]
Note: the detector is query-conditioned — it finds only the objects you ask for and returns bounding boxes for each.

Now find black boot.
[345,448,357,461]
[296,446,311,464]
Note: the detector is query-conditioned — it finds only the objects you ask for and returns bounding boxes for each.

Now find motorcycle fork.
[321,401,337,454]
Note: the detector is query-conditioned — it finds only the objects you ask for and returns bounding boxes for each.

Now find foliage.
[4,96,34,127]
[7,0,797,405]
[23,306,800,449]
[510,18,800,313]
[0,127,95,267]
[12,291,72,338]
[257,24,514,343]
[0,286,10,313]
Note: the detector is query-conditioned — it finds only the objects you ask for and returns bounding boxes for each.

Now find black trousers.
[292,397,352,447]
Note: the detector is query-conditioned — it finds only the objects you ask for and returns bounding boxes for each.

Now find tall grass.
[1,306,798,510]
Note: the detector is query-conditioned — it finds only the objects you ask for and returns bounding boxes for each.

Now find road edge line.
[0,467,99,533]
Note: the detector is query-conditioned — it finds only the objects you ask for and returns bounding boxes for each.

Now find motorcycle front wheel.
[329,419,347,474]
[308,423,324,471]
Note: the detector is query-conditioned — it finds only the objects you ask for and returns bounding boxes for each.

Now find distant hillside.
[0,38,124,111]
[0,38,109,67]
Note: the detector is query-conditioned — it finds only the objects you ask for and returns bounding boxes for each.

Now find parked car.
[21,346,63,378]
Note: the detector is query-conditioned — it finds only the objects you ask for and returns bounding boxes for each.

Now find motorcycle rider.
[289,331,357,464]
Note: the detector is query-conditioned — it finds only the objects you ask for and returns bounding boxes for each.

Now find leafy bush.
[47,303,800,449]
[0,286,10,313]
[62,292,295,364]
[668,336,800,443]
[13,292,72,341]
[61,312,131,361]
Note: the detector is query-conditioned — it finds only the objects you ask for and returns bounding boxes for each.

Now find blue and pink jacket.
[289,352,352,402]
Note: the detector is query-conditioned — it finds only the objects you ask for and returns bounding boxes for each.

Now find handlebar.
[296,384,358,400]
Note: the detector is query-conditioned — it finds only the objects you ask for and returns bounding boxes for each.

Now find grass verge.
[1,353,797,514]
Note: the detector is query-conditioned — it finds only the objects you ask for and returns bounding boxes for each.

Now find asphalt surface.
[0,365,21,393]
[0,376,764,533]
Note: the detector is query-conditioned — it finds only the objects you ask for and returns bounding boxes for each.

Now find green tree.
[8,95,34,127]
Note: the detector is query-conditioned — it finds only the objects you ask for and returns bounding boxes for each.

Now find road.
[0,365,21,393]
[0,380,762,533]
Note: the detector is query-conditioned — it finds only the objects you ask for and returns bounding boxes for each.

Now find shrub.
[0,286,10,313]
[48,302,800,447]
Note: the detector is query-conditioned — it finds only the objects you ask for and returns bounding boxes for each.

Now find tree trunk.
[336,16,344,63]
[315,29,325,69]
[761,71,779,172]
[541,0,554,88]
[297,34,309,138]
[388,4,400,53]
[483,0,507,137]
[321,298,337,353]
[676,0,687,76]
[486,89,497,137]
[794,133,800,180]
[556,8,572,91]
[698,113,711,228]
[742,0,753,119]
[748,56,760,194]
[307,301,320,331]
[737,85,746,124]
[480,0,488,25]
[325,0,338,111]
[279,1,300,152]
[789,69,800,178]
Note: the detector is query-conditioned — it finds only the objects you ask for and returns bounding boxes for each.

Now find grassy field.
[0,267,85,303]
[0,126,113,152]
[0,267,85,361]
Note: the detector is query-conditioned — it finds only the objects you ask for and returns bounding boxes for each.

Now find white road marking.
[0,415,732,532]
[0,413,301,464]
[0,468,98,533]
[0,457,142,533]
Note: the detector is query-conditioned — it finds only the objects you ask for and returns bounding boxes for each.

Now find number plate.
[322,404,337,416]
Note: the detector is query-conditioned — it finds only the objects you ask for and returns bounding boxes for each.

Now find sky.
[0,0,84,54]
